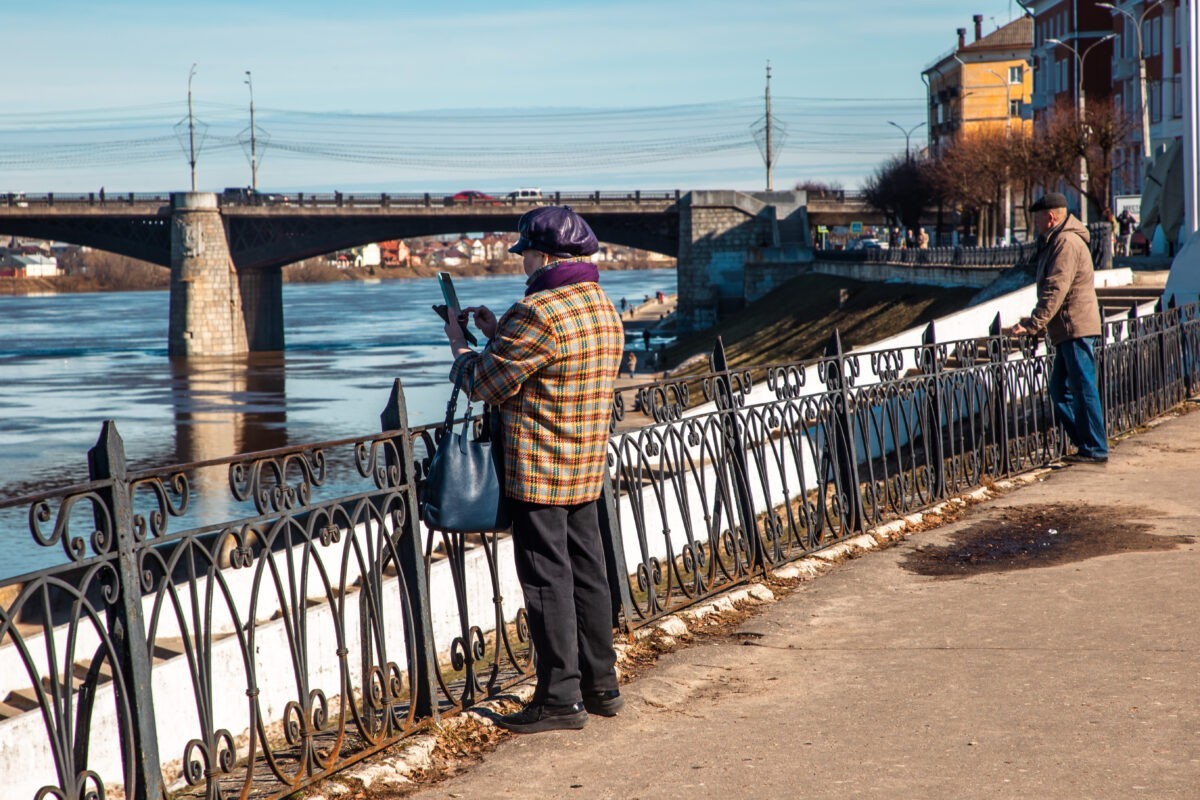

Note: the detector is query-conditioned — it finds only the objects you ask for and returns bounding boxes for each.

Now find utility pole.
[187,64,198,192]
[245,70,258,191]
[765,61,774,191]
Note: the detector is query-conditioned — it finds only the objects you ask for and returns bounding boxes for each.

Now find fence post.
[988,314,1013,476]
[86,422,163,800]
[919,322,948,499]
[379,380,439,720]
[711,337,765,571]
[821,331,865,534]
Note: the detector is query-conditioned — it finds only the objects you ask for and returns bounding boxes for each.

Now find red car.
[450,190,499,206]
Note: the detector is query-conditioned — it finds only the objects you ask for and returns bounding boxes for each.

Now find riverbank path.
[407,400,1200,799]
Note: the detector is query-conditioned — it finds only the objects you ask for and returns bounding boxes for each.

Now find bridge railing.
[3,296,1198,800]
[3,192,172,207]
[817,223,1113,269]
[2,191,684,210]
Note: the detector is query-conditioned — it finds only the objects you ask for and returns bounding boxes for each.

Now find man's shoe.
[1063,452,1108,464]
[583,690,624,717]
[497,702,587,734]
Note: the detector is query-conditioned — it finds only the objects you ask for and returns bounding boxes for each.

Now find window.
[1009,65,1023,83]
[1151,15,1161,56]
[1009,99,1022,117]
[1150,80,1162,123]
[1174,77,1184,118]
[1176,6,1182,47]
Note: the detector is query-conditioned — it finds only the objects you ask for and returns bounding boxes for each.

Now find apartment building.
[1023,0,1188,196]
[923,14,1035,157]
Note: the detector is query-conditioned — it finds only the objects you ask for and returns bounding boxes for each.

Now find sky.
[0,0,1028,194]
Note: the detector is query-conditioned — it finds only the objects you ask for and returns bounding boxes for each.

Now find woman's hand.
[466,306,498,340]
[444,312,472,358]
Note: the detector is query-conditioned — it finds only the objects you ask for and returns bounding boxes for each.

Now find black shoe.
[583,690,625,717]
[497,702,587,733]
[1063,452,1108,464]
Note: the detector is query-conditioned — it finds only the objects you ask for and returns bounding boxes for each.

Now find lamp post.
[987,66,1020,244]
[1097,0,1163,169]
[186,64,198,192]
[244,70,258,191]
[1047,33,1117,223]
[887,120,926,162]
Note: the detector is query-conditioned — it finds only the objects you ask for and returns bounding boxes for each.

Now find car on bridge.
[449,190,500,206]
[506,187,543,204]
[220,187,290,205]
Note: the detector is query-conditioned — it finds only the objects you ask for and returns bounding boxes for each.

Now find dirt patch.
[900,503,1193,579]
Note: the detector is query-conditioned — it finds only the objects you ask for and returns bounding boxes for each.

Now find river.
[0,268,676,577]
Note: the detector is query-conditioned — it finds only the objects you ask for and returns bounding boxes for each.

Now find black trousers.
[509,498,619,707]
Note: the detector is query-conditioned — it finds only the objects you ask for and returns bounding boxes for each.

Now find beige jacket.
[1027,214,1102,345]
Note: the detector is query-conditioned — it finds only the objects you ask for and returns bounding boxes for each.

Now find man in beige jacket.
[1009,192,1108,463]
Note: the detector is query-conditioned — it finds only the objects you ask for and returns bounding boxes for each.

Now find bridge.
[0,189,879,356]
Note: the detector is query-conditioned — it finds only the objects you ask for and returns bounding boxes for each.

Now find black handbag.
[420,372,510,532]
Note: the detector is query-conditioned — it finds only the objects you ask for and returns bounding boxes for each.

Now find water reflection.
[170,353,289,527]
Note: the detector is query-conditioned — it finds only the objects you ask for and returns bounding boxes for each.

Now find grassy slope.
[663,273,978,371]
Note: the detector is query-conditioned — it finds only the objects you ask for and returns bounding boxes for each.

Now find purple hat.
[508,206,599,258]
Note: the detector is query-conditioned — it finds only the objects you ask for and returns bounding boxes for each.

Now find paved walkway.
[408,402,1200,799]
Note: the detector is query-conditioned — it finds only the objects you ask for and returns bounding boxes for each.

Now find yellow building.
[923,15,1034,156]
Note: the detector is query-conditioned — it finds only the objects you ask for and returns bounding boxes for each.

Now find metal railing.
[818,223,1113,270]
[3,297,1198,800]
[1,191,683,210]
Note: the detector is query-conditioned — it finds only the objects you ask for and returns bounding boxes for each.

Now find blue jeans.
[1049,337,1108,458]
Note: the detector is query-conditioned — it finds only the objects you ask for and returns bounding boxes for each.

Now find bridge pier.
[168,193,283,356]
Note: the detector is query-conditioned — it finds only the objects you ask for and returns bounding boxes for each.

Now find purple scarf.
[524,260,599,296]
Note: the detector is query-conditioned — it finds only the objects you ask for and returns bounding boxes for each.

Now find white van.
[506,188,543,203]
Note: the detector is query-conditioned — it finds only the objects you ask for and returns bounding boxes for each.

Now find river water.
[0,268,675,577]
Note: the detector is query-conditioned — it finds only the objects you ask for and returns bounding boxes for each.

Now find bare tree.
[862,155,936,234]
[1034,97,1136,216]
[930,126,1012,245]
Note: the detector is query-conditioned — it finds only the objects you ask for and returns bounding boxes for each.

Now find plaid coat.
[449,280,623,505]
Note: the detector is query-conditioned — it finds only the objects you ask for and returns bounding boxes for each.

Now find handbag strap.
[442,369,478,435]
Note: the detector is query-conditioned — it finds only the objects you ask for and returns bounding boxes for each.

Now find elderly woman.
[443,206,625,733]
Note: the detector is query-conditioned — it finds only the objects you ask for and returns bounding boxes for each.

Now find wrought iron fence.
[820,222,1113,270]
[3,297,1197,800]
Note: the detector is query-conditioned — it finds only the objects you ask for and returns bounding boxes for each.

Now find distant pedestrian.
[620,297,628,312]
[642,329,651,349]
[917,227,929,249]
[1005,192,1107,464]
[623,351,638,377]
[1117,208,1136,256]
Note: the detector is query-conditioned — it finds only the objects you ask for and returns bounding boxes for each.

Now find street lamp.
[887,120,927,161]
[1046,33,1117,223]
[244,70,258,191]
[987,67,1020,244]
[1097,0,1164,167]
[186,63,198,192]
